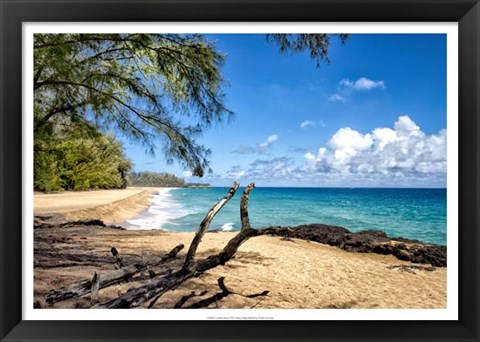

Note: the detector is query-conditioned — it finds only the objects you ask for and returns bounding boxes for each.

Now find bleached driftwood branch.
[45,181,270,309]
[183,182,239,268]
[45,244,184,305]
[99,182,270,309]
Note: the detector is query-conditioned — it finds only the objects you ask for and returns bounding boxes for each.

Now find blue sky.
[125,34,447,187]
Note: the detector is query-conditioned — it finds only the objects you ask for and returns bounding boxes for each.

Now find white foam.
[221,222,234,231]
[125,188,188,230]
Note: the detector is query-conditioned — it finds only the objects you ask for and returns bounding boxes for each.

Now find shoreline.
[32,189,447,309]
[33,218,447,309]
[33,186,447,257]
[121,187,181,230]
[34,186,446,246]
[34,187,164,224]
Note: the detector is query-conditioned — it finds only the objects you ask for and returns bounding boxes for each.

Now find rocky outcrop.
[34,215,123,230]
[33,216,447,267]
[262,224,447,267]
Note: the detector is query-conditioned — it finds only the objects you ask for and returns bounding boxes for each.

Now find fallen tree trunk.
[99,182,265,309]
[45,243,184,305]
[100,268,195,308]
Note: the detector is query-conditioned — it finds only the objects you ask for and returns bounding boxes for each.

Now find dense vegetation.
[34,130,132,191]
[127,171,186,188]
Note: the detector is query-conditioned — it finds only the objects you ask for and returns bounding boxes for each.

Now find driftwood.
[45,243,184,305]
[110,247,124,269]
[98,182,271,308]
[90,272,100,305]
[240,183,255,230]
[183,182,239,268]
[44,182,270,309]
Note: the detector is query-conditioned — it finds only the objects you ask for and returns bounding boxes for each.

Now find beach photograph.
[32,32,448,312]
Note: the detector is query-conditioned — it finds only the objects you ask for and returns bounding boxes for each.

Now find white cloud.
[304,152,316,160]
[301,115,446,186]
[258,134,279,148]
[328,94,346,102]
[221,165,246,180]
[220,157,294,184]
[232,134,279,154]
[230,170,246,179]
[247,157,295,180]
[341,77,385,91]
[212,116,445,187]
[329,127,373,151]
[394,115,422,137]
[300,120,315,129]
[339,79,354,88]
[329,77,385,102]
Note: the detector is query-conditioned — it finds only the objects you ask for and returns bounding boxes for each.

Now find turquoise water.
[126,187,447,245]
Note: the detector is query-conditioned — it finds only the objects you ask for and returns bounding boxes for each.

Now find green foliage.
[34,131,132,191]
[33,33,346,188]
[266,34,349,67]
[34,33,232,176]
[128,171,186,188]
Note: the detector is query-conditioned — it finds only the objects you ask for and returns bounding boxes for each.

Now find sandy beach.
[33,188,447,309]
[34,187,160,225]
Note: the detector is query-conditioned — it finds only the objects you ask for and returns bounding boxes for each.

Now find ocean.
[126,187,447,245]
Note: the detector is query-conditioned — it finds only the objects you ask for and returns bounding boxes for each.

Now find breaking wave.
[125,188,188,230]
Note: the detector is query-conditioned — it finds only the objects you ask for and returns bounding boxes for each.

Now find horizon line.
[181,185,447,189]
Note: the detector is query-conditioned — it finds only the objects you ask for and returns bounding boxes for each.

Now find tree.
[34,131,132,191]
[34,34,231,177]
[34,34,346,178]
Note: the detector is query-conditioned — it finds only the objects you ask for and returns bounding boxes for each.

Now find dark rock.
[357,230,388,238]
[107,224,126,230]
[394,250,412,262]
[65,219,106,227]
[262,224,446,267]
[34,216,107,229]
[392,236,424,244]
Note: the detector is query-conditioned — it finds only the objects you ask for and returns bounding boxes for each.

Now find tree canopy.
[34,33,346,186]
[34,34,231,177]
[34,131,132,191]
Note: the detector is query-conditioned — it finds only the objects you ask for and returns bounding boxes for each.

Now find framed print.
[1,0,479,341]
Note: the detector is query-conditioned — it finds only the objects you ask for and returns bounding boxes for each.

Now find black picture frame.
[1,0,479,341]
